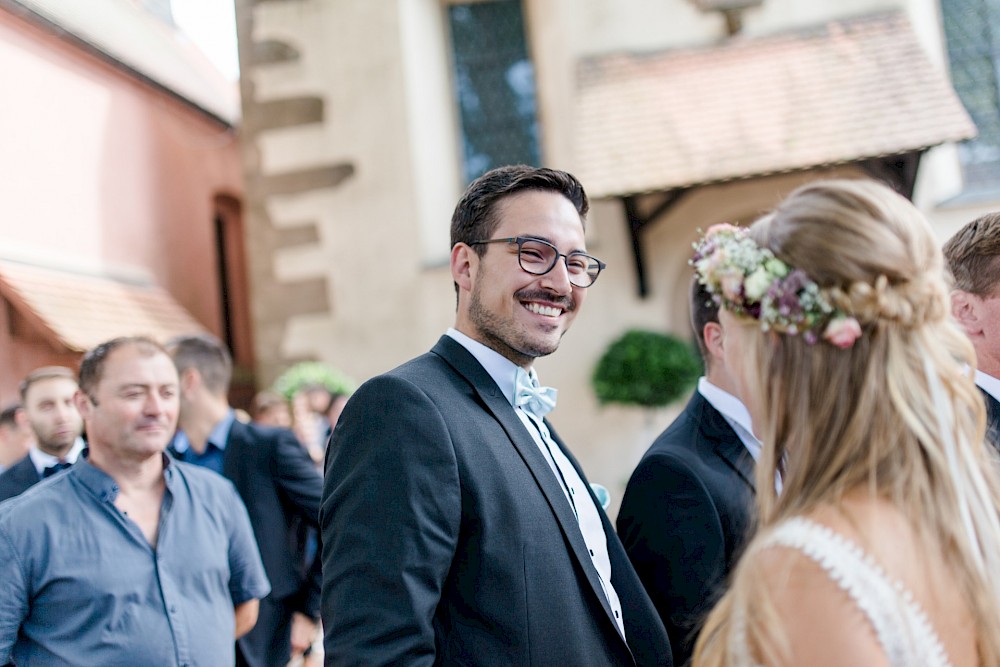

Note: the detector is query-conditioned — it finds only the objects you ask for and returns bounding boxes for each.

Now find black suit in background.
[617,390,755,667]
[321,336,672,666]
[0,455,39,504]
[172,420,323,667]
[979,386,1000,453]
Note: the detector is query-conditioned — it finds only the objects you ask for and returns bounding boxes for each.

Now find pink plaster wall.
[0,8,247,404]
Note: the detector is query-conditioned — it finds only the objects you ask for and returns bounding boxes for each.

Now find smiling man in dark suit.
[166,334,323,667]
[321,165,671,666]
[617,278,758,666]
[944,212,1000,451]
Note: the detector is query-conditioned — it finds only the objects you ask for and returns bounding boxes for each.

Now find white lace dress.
[728,517,953,667]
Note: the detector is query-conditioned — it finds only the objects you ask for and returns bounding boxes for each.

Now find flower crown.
[690,223,862,348]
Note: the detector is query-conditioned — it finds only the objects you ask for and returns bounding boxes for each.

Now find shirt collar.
[447,328,525,408]
[697,377,761,456]
[74,451,176,503]
[172,409,236,454]
[975,369,1000,402]
[28,436,86,477]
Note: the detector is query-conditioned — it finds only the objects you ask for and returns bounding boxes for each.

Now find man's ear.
[451,243,477,293]
[179,367,201,395]
[13,407,28,429]
[703,321,725,361]
[72,389,92,421]
[951,290,983,337]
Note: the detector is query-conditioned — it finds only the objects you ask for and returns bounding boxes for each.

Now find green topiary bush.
[273,361,356,400]
[592,329,702,407]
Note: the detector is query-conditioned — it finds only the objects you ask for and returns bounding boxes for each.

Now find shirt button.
[589,549,594,556]
[170,605,177,614]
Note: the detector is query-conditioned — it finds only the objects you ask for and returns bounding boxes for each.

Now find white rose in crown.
[743,266,773,301]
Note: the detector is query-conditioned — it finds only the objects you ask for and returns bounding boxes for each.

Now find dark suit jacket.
[221,420,323,612]
[321,336,672,666]
[0,455,40,504]
[979,387,1000,454]
[617,390,755,667]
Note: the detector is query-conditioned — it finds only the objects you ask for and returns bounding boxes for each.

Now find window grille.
[447,0,541,183]
[942,0,1000,191]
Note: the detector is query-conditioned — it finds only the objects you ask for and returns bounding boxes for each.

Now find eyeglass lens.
[517,239,601,287]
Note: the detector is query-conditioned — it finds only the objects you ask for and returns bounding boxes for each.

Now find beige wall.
[240,0,997,518]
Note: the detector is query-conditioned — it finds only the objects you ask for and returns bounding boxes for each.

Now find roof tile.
[0,261,206,352]
[575,11,976,197]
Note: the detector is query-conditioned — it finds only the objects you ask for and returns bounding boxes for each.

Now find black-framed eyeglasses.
[468,236,606,288]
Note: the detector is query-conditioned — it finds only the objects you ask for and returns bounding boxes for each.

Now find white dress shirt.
[28,436,86,477]
[697,377,781,492]
[697,377,760,460]
[446,328,626,639]
[975,369,1000,402]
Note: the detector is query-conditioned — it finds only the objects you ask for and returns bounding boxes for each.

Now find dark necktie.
[42,460,72,478]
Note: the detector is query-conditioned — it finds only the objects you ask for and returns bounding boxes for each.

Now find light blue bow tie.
[514,368,557,419]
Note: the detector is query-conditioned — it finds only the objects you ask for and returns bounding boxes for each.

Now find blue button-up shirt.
[171,409,235,475]
[0,453,271,666]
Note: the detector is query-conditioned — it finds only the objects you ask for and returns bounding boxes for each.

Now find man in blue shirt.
[0,336,270,667]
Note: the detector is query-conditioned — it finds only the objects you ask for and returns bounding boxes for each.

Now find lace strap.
[751,518,951,667]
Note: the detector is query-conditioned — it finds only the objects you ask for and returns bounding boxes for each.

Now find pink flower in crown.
[704,222,740,239]
[719,270,744,301]
[823,316,862,349]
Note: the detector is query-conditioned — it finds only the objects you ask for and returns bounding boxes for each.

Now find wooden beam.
[621,189,689,298]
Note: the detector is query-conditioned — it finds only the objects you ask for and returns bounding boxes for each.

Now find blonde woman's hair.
[694,179,1000,666]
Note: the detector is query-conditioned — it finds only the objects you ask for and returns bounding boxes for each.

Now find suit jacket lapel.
[222,419,241,479]
[693,392,756,491]
[979,387,1000,453]
[431,337,622,636]
[17,456,41,485]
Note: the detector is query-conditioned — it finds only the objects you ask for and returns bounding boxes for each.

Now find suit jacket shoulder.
[0,455,40,504]
[617,390,754,666]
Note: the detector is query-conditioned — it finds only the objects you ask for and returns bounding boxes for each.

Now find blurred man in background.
[0,404,33,474]
[0,366,84,502]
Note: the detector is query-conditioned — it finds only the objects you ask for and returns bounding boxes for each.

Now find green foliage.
[273,361,356,400]
[592,329,702,408]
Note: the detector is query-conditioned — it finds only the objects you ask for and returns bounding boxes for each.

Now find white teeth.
[525,303,562,317]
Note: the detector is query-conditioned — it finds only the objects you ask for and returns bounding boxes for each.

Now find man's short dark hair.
[19,366,77,402]
[450,165,590,253]
[943,212,1000,296]
[165,334,232,395]
[78,337,166,399]
[0,403,21,427]
[689,277,719,366]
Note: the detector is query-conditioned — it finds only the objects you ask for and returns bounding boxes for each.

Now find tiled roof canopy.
[0,261,206,353]
[575,11,976,199]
